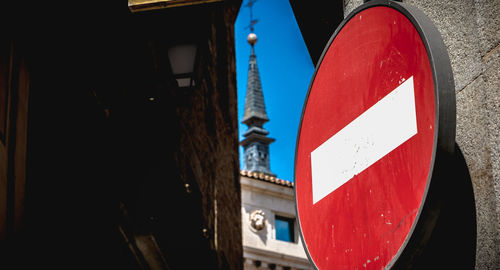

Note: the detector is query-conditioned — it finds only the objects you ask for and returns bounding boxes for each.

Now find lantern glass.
[168,44,197,88]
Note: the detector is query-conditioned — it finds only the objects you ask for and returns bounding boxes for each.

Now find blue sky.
[235,0,314,181]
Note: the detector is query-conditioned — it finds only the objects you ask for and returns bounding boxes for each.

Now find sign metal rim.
[293,1,456,269]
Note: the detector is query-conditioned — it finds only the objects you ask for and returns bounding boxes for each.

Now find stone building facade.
[241,170,312,270]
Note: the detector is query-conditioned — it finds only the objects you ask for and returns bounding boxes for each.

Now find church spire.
[240,0,275,176]
[242,33,268,125]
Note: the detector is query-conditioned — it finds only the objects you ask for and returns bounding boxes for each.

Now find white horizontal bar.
[311,77,417,204]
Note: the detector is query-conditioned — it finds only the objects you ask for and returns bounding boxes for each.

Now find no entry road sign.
[295,1,455,269]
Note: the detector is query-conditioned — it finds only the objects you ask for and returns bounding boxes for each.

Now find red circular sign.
[295,5,438,269]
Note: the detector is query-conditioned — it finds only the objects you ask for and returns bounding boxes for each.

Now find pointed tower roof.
[242,35,269,125]
[240,31,275,176]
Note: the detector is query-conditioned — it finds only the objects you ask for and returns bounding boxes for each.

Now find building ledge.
[240,170,293,188]
[243,245,312,270]
[240,133,275,147]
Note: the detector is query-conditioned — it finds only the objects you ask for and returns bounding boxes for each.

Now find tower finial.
[244,0,259,33]
[247,32,257,46]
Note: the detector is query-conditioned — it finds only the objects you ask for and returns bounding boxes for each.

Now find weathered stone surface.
[343,0,363,18]
[404,0,483,92]
[474,0,500,57]
[456,75,499,269]
[410,1,500,266]
[191,4,243,269]
[482,44,500,262]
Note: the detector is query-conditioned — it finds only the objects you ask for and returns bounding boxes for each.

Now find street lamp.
[167,44,198,88]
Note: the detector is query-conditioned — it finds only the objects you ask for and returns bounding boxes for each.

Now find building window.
[275,215,295,242]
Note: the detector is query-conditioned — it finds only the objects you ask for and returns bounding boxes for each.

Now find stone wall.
[343,1,500,268]
[0,1,243,269]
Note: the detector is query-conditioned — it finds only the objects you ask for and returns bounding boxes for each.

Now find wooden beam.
[128,0,222,12]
